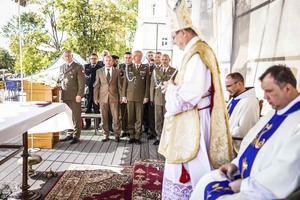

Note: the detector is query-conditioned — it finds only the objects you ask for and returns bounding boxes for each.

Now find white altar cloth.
[0,102,73,144]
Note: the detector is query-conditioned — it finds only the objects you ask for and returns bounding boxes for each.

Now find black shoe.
[102,138,110,142]
[135,139,141,145]
[83,126,91,130]
[143,129,149,133]
[120,133,129,138]
[115,137,120,142]
[153,140,160,145]
[128,138,135,144]
[148,135,155,140]
[70,138,79,144]
[59,136,73,142]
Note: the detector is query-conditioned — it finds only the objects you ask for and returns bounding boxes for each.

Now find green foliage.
[0,48,15,71]
[56,0,138,58]
[1,0,138,75]
[2,12,45,38]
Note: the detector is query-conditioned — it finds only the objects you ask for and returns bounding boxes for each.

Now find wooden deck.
[0,128,164,198]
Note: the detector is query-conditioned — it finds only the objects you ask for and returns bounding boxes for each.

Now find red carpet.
[44,160,164,200]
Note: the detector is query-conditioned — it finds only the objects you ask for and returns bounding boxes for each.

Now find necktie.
[163,69,166,75]
[107,68,110,82]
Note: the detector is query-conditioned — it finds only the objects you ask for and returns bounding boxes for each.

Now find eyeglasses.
[171,31,180,41]
[225,81,238,88]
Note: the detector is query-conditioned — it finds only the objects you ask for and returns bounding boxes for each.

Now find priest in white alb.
[159,0,233,199]
[190,65,300,200]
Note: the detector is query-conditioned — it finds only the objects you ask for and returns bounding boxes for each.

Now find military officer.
[118,52,133,137]
[59,50,85,144]
[143,51,157,138]
[150,54,176,145]
[122,50,150,144]
[84,53,102,129]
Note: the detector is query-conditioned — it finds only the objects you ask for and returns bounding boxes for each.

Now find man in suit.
[150,54,176,145]
[59,50,85,144]
[94,55,122,142]
[122,50,150,144]
[118,52,133,137]
[84,53,102,129]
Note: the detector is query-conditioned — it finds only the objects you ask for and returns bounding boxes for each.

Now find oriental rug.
[44,160,164,200]
[44,164,133,200]
[132,159,165,199]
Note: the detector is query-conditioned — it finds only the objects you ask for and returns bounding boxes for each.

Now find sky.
[0,0,30,50]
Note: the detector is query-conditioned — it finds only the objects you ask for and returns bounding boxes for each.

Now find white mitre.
[166,0,204,38]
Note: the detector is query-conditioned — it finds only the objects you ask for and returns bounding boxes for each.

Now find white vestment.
[162,37,213,199]
[190,95,300,200]
[227,87,260,152]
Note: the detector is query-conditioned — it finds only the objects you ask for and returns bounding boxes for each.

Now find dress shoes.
[153,140,160,145]
[102,138,110,142]
[120,132,130,138]
[83,126,91,130]
[143,129,149,133]
[59,136,73,142]
[115,137,120,142]
[70,138,79,144]
[135,139,141,145]
[128,138,135,144]
[148,135,155,140]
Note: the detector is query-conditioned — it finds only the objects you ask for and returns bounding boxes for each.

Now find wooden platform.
[0,128,164,198]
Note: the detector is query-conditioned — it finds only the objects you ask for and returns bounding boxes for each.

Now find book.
[21,101,52,107]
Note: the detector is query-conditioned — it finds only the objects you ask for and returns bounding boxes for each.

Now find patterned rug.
[44,164,133,200]
[132,159,165,199]
[44,160,165,200]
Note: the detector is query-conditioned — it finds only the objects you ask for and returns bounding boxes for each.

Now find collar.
[277,94,300,115]
[67,61,74,66]
[184,36,200,54]
[105,66,112,71]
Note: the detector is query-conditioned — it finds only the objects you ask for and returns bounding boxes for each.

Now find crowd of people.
[57,0,300,199]
[58,48,176,147]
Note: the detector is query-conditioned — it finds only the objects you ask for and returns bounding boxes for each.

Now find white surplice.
[190,95,300,200]
[227,87,260,152]
[162,37,213,199]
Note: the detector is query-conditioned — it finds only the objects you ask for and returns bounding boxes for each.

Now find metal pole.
[18,0,24,102]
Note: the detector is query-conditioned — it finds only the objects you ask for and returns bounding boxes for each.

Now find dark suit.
[94,67,121,138]
[143,63,156,136]
[118,63,130,133]
[122,64,150,139]
[150,66,177,140]
[59,61,85,138]
[84,63,102,127]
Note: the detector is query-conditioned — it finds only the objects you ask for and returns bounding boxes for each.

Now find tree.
[1,0,138,75]
[30,0,65,51]
[0,48,15,71]
[2,12,58,75]
[54,0,138,58]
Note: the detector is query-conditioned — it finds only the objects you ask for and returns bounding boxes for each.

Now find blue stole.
[204,175,240,200]
[204,100,300,200]
[227,98,241,118]
[239,100,300,178]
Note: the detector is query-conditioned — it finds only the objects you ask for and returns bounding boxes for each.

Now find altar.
[23,80,62,148]
[0,102,73,199]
